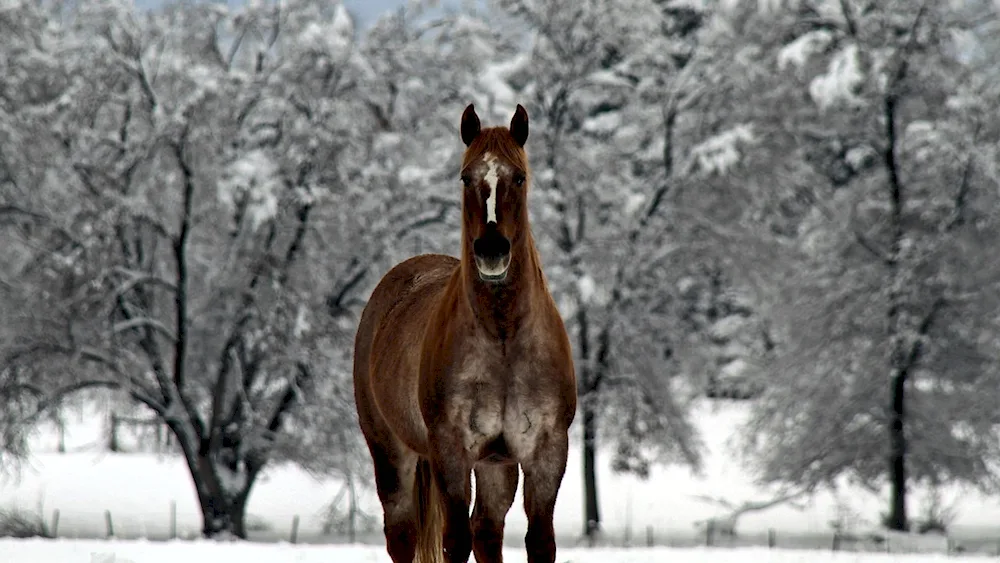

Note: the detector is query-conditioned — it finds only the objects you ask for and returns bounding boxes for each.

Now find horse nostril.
[474,233,511,259]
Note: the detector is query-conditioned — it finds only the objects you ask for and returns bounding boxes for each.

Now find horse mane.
[460,127,529,176]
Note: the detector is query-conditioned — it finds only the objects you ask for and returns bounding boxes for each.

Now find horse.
[353,104,577,563]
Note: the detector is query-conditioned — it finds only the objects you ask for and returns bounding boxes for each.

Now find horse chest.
[448,346,560,461]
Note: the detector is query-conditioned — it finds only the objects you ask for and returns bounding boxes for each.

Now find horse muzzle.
[473,228,511,282]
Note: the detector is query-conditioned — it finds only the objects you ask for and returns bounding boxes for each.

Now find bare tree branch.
[838,0,858,36]
[943,123,980,233]
[2,342,164,413]
[111,267,178,295]
[111,317,178,342]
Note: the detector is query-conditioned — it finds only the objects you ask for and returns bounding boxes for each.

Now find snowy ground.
[3,540,1000,563]
[2,400,1000,553]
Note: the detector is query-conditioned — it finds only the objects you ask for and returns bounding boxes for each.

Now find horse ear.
[461,104,481,147]
[509,104,528,146]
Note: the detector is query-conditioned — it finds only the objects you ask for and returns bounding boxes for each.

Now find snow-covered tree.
[0,0,378,538]
[700,0,1000,531]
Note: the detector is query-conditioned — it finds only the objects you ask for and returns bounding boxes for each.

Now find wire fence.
[549,524,1000,557]
[6,505,1000,557]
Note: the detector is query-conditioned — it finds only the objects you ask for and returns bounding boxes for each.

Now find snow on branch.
[692,488,809,536]
[777,29,836,73]
[809,44,865,110]
[218,149,282,230]
[685,124,756,176]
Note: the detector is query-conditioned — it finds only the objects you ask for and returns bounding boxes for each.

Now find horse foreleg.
[471,464,519,563]
[431,445,473,563]
[521,431,569,563]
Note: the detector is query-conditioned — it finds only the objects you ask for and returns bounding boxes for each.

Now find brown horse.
[353,104,577,563]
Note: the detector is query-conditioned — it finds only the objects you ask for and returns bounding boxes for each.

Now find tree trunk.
[582,395,600,543]
[190,453,256,539]
[171,421,258,540]
[198,482,251,539]
[882,47,910,532]
[576,306,602,543]
[109,413,120,453]
[56,412,66,454]
[887,367,907,531]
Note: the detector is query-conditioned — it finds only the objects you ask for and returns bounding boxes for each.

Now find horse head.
[458,104,531,283]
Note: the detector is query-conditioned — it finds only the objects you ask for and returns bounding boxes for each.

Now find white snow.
[218,149,282,229]
[477,53,530,113]
[293,305,312,338]
[687,124,756,176]
[5,401,1000,555]
[0,541,995,563]
[809,44,866,110]
[719,358,751,379]
[845,145,877,171]
[215,464,249,499]
[777,30,836,72]
[582,112,623,135]
[624,192,646,215]
[398,164,434,186]
[709,316,748,340]
[577,275,597,305]
[295,4,353,61]
[666,0,712,9]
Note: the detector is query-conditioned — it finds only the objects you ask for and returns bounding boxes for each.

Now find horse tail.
[414,457,445,563]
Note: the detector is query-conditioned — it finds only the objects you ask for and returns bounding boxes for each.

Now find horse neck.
[460,228,543,337]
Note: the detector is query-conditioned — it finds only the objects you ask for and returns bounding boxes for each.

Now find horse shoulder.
[521,296,577,422]
[364,254,461,453]
[416,274,474,413]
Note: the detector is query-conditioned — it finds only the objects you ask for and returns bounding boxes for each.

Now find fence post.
[768,528,776,548]
[50,509,60,538]
[705,521,714,547]
[832,531,840,552]
[105,510,115,538]
[290,515,300,544]
[347,477,358,544]
[646,526,654,547]
[109,414,120,453]
[170,501,177,540]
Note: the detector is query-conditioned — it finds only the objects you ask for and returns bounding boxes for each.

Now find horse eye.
[513,174,525,187]
[461,175,472,187]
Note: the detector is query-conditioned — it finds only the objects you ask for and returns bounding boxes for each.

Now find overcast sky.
[134,1,444,29]
[343,0,407,26]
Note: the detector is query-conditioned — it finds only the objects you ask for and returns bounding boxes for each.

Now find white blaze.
[483,152,499,223]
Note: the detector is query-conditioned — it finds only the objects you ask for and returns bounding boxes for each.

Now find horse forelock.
[460,127,529,177]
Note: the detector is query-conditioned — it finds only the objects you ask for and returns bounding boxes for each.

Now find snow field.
[3,401,1000,551]
[1,540,998,563]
